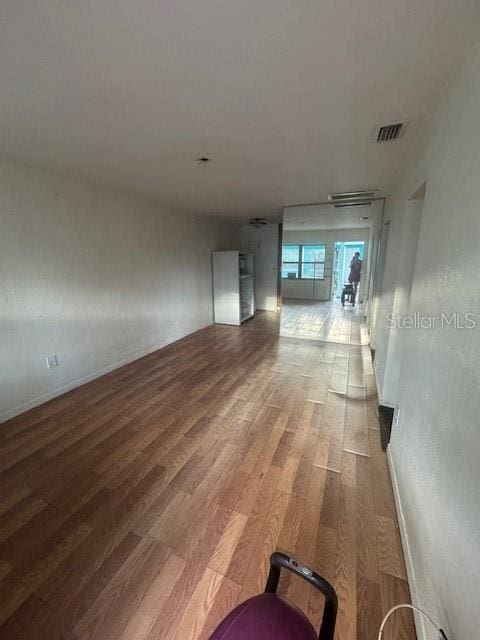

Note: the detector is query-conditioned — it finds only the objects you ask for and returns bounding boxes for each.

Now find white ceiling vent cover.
[328,190,378,208]
[374,121,407,142]
[328,190,377,202]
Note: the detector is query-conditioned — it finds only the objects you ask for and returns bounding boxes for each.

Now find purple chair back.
[208,552,338,640]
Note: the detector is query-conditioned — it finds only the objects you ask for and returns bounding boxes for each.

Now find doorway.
[332,241,366,299]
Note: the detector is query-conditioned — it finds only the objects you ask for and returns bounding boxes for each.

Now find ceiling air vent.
[329,190,377,202]
[374,121,407,143]
[328,190,378,208]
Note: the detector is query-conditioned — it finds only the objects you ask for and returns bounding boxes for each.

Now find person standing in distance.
[348,251,362,295]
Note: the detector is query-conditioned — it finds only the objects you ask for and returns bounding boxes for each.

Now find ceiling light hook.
[196,157,211,168]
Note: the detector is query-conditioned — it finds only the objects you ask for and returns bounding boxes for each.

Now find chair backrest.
[264,552,338,640]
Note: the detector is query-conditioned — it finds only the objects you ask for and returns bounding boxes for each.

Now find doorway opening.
[332,241,366,300]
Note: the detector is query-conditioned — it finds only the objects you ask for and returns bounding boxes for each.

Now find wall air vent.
[328,190,378,208]
[374,121,407,143]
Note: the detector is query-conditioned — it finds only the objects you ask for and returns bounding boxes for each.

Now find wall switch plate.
[46,354,58,369]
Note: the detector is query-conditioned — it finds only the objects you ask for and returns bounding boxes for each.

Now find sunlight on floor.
[280,299,370,345]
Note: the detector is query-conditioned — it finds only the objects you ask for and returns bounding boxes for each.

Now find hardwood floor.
[0,310,415,640]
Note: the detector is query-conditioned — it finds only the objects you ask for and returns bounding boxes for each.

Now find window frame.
[281,243,326,281]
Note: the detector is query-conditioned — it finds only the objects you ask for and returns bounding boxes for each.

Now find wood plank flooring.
[0,309,415,640]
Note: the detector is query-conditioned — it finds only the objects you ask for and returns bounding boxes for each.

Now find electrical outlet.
[46,354,58,369]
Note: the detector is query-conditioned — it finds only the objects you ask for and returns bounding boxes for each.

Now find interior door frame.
[276,222,283,311]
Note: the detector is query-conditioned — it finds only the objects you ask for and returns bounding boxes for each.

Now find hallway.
[0,314,414,640]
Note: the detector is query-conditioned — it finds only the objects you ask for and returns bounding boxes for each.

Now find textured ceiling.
[1,1,479,219]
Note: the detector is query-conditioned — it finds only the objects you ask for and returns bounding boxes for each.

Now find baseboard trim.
[0,324,212,424]
[387,447,427,640]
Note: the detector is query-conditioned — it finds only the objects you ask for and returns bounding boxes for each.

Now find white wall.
[241,223,279,311]
[282,277,331,301]
[370,41,480,640]
[0,161,239,422]
[381,195,425,406]
[281,228,370,301]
